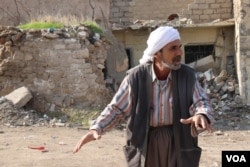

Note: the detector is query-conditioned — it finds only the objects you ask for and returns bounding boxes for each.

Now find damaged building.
[0,0,250,108]
[108,0,250,105]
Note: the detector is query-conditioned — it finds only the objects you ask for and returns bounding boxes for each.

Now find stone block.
[113,12,124,17]
[188,3,199,10]
[110,7,119,13]
[206,0,216,3]
[116,1,126,7]
[193,10,203,15]
[210,14,221,20]
[64,39,78,44]
[191,15,200,20]
[203,9,214,15]
[200,14,210,20]
[221,13,232,19]
[182,9,192,15]
[216,0,228,3]
[195,0,205,3]
[188,55,215,72]
[5,86,33,108]
[198,4,209,9]
[221,2,232,8]
[24,53,33,61]
[67,44,81,50]
[210,4,220,9]
[54,44,66,50]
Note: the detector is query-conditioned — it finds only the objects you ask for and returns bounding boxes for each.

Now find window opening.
[184,44,215,64]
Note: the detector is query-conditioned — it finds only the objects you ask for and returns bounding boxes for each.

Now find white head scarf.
[139,26,181,64]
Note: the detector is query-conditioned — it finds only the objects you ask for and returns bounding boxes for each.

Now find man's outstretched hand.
[180,114,213,132]
[73,130,101,154]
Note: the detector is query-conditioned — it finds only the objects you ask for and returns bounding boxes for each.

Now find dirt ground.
[0,124,249,167]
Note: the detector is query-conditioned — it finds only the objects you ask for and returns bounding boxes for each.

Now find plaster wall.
[113,29,148,66]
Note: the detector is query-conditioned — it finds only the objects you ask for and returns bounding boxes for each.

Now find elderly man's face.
[159,39,183,70]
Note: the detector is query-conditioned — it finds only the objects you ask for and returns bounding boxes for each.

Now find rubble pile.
[197,69,250,130]
[0,96,70,127]
[0,87,69,127]
[0,97,44,126]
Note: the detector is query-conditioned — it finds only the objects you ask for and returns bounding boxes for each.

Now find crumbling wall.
[234,0,250,104]
[104,30,128,91]
[0,26,112,112]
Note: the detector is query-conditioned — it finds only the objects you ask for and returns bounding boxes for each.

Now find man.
[73,26,214,167]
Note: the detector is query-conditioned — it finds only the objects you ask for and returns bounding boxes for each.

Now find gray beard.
[161,61,181,70]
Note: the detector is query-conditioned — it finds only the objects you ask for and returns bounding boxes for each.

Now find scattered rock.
[198,68,250,130]
[4,86,32,108]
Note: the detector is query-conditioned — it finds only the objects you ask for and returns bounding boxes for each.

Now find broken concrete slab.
[203,68,215,81]
[188,55,215,72]
[4,86,33,108]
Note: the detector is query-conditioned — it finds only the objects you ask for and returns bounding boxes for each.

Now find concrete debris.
[112,18,235,31]
[42,31,59,39]
[4,86,32,108]
[188,55,215,72]
[198,68,250,130]
[0,96,69,127]
[0,97,41,126]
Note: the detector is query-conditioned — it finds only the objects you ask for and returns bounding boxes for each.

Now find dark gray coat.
[123,63,201,167]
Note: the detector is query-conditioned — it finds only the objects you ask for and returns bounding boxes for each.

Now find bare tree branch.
[0,7,17,25]
[89,0,95,21]
[99,7,109,29]
[17,0,31,18]
[0,7,16,20]
[14,0,21,24]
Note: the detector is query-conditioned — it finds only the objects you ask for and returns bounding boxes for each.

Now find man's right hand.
[73,129,101,154]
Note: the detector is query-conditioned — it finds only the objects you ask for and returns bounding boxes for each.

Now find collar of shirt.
[151,64,172,83]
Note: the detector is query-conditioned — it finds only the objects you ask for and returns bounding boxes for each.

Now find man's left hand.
[180,114,213,132]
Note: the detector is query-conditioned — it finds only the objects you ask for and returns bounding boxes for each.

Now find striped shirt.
[90,66,213,134]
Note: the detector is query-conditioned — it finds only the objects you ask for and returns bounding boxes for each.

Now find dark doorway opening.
[125,48,132,69]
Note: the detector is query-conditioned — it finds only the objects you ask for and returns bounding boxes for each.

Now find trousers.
[145,125,177,167]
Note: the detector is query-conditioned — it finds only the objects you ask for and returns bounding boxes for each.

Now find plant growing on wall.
[82,20,104,44]
[19,21,64,30]
[82,21,103,35]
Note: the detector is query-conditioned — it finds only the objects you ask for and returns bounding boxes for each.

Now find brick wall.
[234,0,250,104]
[131,0,194,20]
[183,0,233,23]
[110,0,134,26]
[110,0,194,26]
[110,0,233,26]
